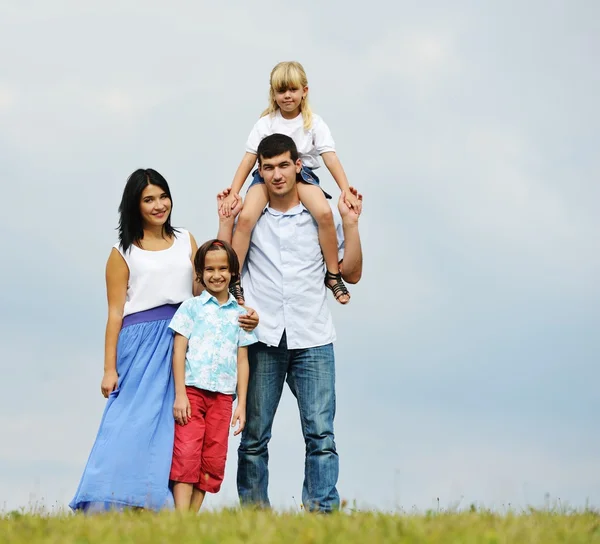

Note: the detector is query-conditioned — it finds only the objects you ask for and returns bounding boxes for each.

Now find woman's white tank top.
[114,229,194,317]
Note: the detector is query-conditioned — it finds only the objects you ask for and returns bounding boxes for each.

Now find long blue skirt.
[69,304,179,512]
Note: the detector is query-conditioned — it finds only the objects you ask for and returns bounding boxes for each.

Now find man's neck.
[267,193,301,213]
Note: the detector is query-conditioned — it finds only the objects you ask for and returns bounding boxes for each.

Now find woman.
[70,169,258,512]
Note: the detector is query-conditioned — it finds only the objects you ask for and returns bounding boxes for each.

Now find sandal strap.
[229,280,244,300]
[325,271,349,298]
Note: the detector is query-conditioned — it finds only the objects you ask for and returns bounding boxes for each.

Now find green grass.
[1,509,599,544]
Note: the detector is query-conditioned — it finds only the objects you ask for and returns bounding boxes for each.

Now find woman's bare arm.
[101,249,128,397]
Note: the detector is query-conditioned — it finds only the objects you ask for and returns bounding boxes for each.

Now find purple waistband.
[122,303,181,329]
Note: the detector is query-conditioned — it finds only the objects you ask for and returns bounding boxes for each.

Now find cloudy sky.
[1,1,598,513]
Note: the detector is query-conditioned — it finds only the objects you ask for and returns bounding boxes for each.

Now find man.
[217,133,363,513]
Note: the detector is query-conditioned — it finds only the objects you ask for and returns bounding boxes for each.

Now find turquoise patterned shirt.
[169,290,258,395]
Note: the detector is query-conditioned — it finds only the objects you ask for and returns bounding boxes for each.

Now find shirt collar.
[263,202,307,217]
[199,289,237,307]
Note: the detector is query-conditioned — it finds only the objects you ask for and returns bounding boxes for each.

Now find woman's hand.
[239,307,259,332]
[101,370,119,398]
[173,394,192,426]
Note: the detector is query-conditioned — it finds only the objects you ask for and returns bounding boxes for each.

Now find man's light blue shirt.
[169,290,258,395]
[241,202,345,350]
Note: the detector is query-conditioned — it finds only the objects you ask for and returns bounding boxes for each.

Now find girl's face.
[202,249,232,297]
[274,85,308,118]
[140,183,171,228]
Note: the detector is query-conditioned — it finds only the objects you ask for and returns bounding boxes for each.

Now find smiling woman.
[68,169,260,513]
[68,168,201,512]
[116,169,176,252]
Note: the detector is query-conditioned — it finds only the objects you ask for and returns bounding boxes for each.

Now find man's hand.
[342,188,362,215]
[220,191,240,218]
[173,394,192,426]
[338,187,363,224]
[217,188,243,221]
[217,187,232,201]
[239,307,259,332]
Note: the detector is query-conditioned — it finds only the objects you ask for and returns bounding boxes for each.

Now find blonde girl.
[220,61,361,305]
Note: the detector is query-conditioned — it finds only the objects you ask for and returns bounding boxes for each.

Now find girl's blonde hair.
[261,61,313,130]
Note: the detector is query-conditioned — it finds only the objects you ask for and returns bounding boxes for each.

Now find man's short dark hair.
[257,133,299,165]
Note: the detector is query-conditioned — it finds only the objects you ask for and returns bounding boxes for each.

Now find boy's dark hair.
[118,168,177,253]
[194,239,240,287]
[256,133,299,165]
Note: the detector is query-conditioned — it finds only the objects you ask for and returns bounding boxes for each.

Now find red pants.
[170,386,233,493]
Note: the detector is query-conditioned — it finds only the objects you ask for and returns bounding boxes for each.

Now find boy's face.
[202,249,231,296]
[258,151,302,199]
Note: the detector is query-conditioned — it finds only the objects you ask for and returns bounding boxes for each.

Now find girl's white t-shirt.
[245,111,335,170]
[114,229,194,317]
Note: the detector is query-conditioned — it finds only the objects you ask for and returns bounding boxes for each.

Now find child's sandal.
[325,271,350,304]
[229,280,245,305]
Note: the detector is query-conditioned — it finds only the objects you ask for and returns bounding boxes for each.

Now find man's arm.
[215,191,260,330]
[338,187,363,284]
[216,189,242,243]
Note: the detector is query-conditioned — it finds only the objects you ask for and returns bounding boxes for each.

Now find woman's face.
[139,183,171,228]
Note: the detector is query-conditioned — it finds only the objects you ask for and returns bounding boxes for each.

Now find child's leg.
[170,387,206,511]
[172,482,194,511]
[194,392,233,509]
[297,183,350,304]
[232,183,269,271]
[190,488,206,512]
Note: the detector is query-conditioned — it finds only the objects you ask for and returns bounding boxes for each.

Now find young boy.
[168,239,258,511]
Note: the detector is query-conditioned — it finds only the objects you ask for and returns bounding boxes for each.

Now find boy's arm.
[172,333,191,425]
[338,188,363,284]
[236,346,249,410]
[172,333,188,396]
[232,346,249,436]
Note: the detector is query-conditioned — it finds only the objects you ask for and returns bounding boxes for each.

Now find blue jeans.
[237,332,339,512]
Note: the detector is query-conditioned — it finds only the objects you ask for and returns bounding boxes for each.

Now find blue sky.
[0,0,598,512]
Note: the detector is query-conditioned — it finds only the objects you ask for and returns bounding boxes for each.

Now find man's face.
[258,151,301,198]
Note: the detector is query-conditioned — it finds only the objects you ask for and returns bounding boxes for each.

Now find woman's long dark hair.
[117,168,177,252]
